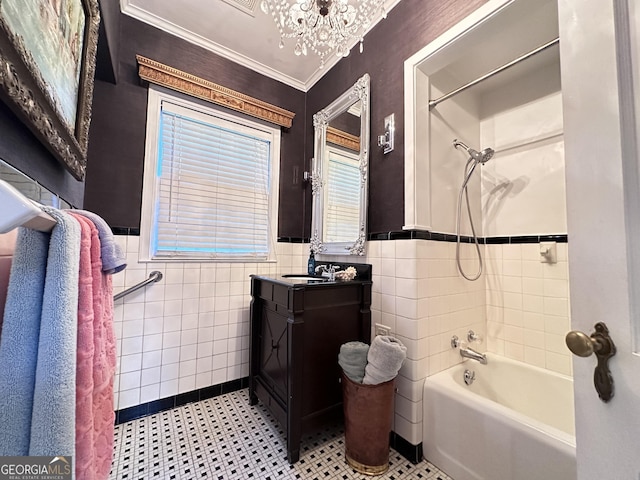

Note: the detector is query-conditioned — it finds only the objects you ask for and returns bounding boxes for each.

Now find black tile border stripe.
[112,227,140,236]
[114,377,249,424]
[367,230,568,244]
[390,432,423,464]
[277,236,310,243]
[538,234,569,243]
[112,230,566,245]
[112,231,308,241]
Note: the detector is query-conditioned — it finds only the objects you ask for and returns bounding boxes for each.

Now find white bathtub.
[423,354,576,480]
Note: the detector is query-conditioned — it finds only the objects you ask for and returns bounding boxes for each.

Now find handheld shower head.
[478,148,494,163]
[453,139,494,164]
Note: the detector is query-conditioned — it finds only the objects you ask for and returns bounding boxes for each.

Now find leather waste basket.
[341,370,396,475]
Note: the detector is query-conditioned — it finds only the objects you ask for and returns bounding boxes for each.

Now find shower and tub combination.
[404,0,575,478]
[424,136,576,479]
[431,107,574,479]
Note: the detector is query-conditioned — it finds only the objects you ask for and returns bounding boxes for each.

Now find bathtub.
[423,354,576,480]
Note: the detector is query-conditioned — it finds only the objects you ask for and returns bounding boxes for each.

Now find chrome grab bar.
[114,271,163,301]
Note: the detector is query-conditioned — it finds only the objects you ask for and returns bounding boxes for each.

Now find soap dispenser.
[307,250,316,275]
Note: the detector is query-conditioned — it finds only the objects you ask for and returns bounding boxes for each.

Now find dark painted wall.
[0,1,487,235]
[84,13,307,236]
[0,0,125,207]
[95,0,120,84]
[0,102,85,206]
[306,0,488,235]
[85,1,486,238]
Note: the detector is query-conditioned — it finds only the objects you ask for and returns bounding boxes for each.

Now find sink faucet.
[459,346,487,365]
[315,264,341,281]
[314,265,328,275]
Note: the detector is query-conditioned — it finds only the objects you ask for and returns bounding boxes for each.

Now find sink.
[281,274,328,282]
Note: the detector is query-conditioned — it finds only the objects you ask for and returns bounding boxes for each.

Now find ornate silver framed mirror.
[310,73,370,256]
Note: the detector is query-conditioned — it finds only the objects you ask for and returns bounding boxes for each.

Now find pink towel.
[0,229,17,337]
[70,213,116,480]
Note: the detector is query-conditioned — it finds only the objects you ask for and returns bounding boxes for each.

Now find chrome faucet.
[315,264,341,281]
[314,264,330,276]
[459,346,487,365]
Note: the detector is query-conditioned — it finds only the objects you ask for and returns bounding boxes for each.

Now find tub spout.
[460,346,487,364]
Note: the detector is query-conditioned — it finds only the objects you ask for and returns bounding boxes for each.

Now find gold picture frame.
[0,0,100,180]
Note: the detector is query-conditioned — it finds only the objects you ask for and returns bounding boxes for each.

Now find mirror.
[310,73,370,256]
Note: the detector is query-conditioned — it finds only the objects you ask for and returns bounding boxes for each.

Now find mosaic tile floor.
[110,389,453,480]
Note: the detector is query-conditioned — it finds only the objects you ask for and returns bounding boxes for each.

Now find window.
[140,86,280,261]
[323,146,360,243]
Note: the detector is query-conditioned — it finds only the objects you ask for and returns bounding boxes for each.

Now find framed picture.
[0,0,100,180]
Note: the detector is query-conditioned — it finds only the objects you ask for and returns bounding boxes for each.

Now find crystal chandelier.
[260,0,387,67]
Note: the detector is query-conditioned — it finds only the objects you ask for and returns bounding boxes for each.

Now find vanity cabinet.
[249,270,371,463]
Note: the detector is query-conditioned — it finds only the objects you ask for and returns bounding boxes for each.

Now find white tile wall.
[355,237,569,447]
[112,236,309,410]
[113,232,571,449]
[486,242,572,375]
[345,239,486,446]
[477,66,571,374]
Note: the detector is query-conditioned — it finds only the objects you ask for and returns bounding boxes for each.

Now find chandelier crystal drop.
[260,0,387,66]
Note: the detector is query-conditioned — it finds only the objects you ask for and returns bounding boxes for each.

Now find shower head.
[453,139,495,164]
[477,148,495,163]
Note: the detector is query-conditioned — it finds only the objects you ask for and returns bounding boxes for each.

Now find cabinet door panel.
[302,304,362,416]
[260,306,289,402]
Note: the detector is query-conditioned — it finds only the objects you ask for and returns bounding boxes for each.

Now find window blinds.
[324,150,360,243]
[154,101,272,259]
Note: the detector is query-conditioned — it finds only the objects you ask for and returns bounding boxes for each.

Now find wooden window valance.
[326,126,360,152]
[136,55,295,128]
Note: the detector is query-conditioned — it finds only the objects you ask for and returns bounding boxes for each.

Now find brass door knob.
[565,322,616,402]
[566,330,601,357]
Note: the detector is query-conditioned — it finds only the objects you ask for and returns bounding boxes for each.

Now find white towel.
[362,335,407,385]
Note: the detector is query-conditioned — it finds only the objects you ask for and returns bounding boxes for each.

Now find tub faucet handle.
[467,330,483,344]
[451,335,460,349]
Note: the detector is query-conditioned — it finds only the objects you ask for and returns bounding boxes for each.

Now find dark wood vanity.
[249,265,372,463]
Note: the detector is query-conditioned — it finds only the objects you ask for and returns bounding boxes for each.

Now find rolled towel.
[338,341,370,383]
[363,335,407,385]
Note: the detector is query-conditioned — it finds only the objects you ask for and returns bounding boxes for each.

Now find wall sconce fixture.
[260,0,387,67]
[377,113,394,154]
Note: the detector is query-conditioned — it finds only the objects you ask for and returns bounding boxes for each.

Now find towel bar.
[0,179,56,233]
[114,271,163,301]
